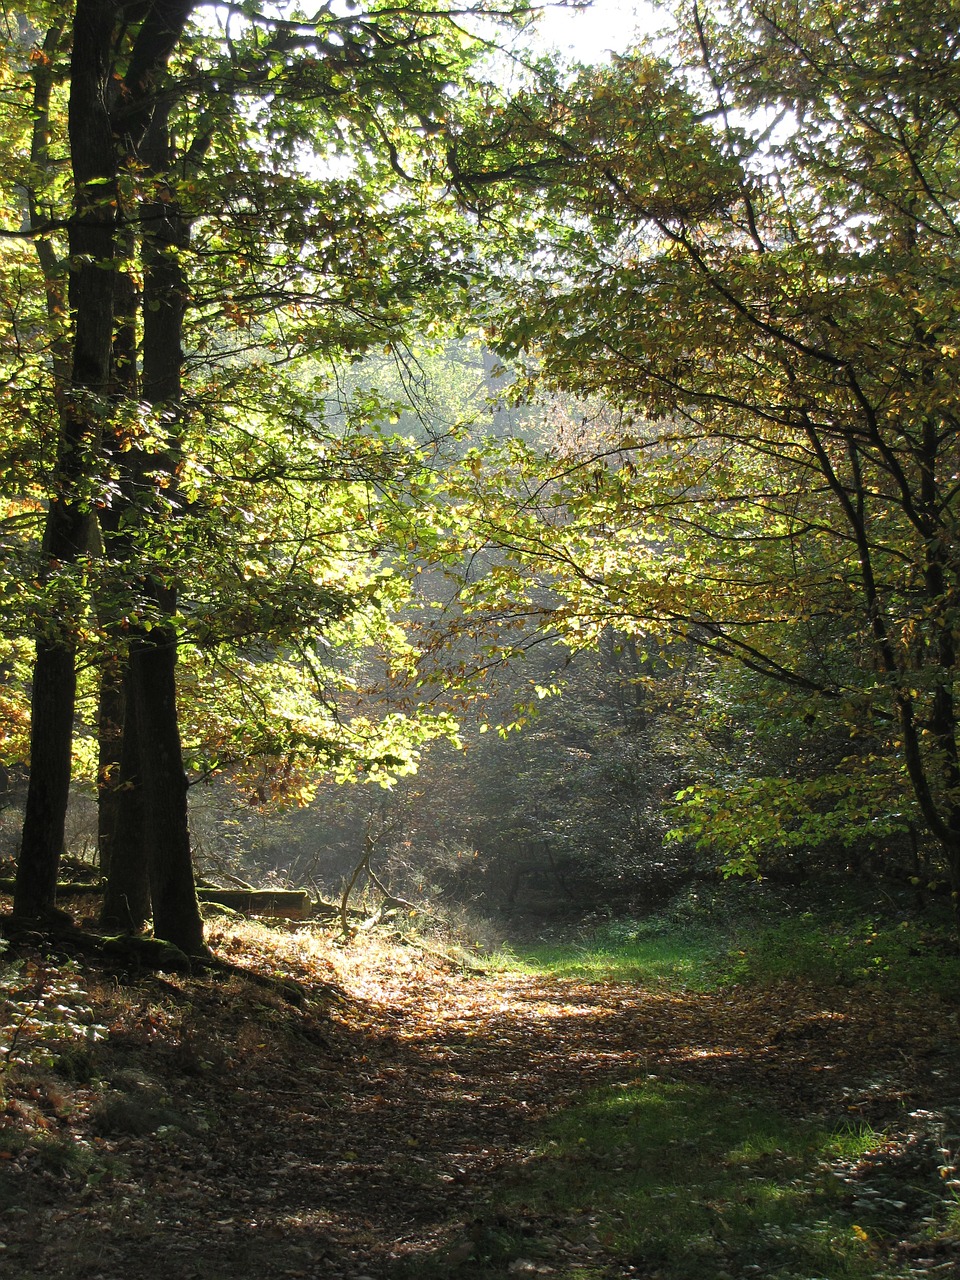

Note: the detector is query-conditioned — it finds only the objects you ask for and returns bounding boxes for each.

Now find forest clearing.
[1,898,959,1280]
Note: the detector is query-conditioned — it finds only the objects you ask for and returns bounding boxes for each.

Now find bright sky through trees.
[532,0,658,60]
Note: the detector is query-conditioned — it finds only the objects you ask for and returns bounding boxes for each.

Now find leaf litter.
[0,916,958,1279]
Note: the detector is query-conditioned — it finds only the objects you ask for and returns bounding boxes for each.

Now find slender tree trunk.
[97,655,126,881]
[940,839,960,942]
[98,232,147,905]
[14,645,77,918]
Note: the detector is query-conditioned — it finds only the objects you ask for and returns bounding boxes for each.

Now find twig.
[340,831,374,936]
[2,989,43,1069]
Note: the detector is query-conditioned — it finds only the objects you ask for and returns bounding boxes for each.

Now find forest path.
[3,931,958,1279]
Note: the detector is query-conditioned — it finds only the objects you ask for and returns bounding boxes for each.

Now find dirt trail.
[2,940,958,1279]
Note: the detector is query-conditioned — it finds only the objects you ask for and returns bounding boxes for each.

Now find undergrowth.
[718,915,960,995]
[485,886,960,997]
[0,939,108,1090]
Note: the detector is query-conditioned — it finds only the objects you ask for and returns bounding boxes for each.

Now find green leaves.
[425,0,960,881]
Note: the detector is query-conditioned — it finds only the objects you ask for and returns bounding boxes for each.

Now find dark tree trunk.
[17,0,202,938]
[103,95,205,954]
[78,1,198,944]
[15,0,120,921]
[96,656,126,880]
[98,226,142,897]
[943,835,960,942]
[14,645,77,918]
[130,632,205,954]
[100,661,152,931]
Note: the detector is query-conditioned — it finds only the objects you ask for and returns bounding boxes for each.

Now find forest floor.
[1,913,960,1280]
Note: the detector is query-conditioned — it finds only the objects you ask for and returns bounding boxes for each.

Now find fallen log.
[0,878,358,923]
[0,878,103,898]
[0,879,315,920]
[0,916,196,971]
[310,899,366,922]
[196,888,312,918]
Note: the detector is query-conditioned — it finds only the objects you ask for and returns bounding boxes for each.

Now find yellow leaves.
[292,780,318,807]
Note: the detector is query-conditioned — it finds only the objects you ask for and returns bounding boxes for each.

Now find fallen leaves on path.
[1,921,958,1279]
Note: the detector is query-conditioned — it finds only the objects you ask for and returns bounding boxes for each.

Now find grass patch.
[718,915,960,995]
[430,1080,891,1280]
[488,921,730,989]
[485,896,960,997]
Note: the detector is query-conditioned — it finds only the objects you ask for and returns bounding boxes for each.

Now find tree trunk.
[941,834,960,943]
[130,631,205,955]
[86,3,201,944]
[98,220,142,900]
[14,643,77,919]
[15,0,120,921]
[100,660,152,931]
[96,656,126,879]
[105,97,205,955]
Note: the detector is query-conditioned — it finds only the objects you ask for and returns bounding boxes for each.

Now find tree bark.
[97,650,126,881]
[100,660,152,931]
[15,645,77,918]
[98,225,145,909]
[15,0,119,921]
[130,632,205,954]
[105,95,205,955]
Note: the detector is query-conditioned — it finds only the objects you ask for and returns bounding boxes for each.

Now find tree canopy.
[0,0,536,946]
[412,0,960,905]
[4,0,960,942]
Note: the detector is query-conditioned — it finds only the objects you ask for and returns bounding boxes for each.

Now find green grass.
[523,1081,888,1278]
[717,914,960,995]
[412,1080,891,1280]
[434,898,960,1279]
[487,922,729,989]
[485,902,960,997]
